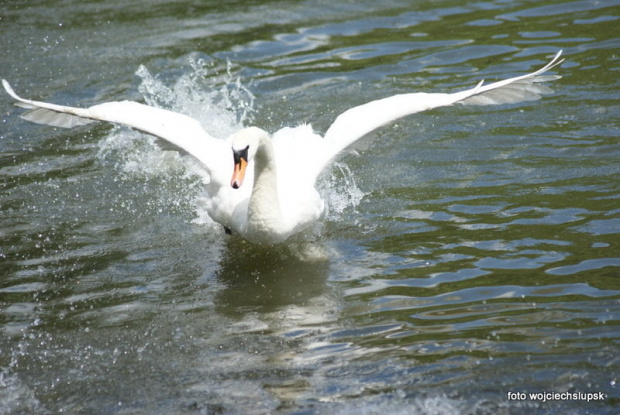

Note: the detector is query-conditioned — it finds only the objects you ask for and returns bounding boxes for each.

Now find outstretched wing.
[314,50,564,179]
[2,80,226,172]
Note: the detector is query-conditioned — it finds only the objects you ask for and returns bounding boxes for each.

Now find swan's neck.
[247,137,286,242]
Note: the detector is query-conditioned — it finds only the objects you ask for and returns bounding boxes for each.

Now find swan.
[3,51,563,244]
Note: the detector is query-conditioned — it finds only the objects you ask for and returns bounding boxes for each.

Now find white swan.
[3,51,563,244]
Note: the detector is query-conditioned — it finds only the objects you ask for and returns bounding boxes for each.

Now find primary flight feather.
[3,51,563,244]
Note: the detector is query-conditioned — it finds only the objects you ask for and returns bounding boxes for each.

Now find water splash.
[320,161,366,221]
[136,56,254,139]
[97,56,256,225]
[98,56,365,235]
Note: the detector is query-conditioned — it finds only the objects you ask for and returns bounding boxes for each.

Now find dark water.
[1,0,619,414]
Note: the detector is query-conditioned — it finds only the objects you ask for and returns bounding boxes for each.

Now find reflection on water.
[214,239,331,316]
[1,0,619,413]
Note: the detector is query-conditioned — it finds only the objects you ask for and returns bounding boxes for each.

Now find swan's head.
[230,127,269,189]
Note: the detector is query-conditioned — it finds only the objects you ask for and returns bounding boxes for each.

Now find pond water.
[1,0,619,414]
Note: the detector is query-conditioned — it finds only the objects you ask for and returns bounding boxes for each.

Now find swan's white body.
[3,51,563,244]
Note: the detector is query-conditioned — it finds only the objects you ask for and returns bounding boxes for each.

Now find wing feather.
[3,79,224,172]
[316,51,563,179]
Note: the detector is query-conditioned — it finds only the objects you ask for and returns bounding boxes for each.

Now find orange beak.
[231,157,248,189]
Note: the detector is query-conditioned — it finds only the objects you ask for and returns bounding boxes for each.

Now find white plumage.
[3,51,563,244]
